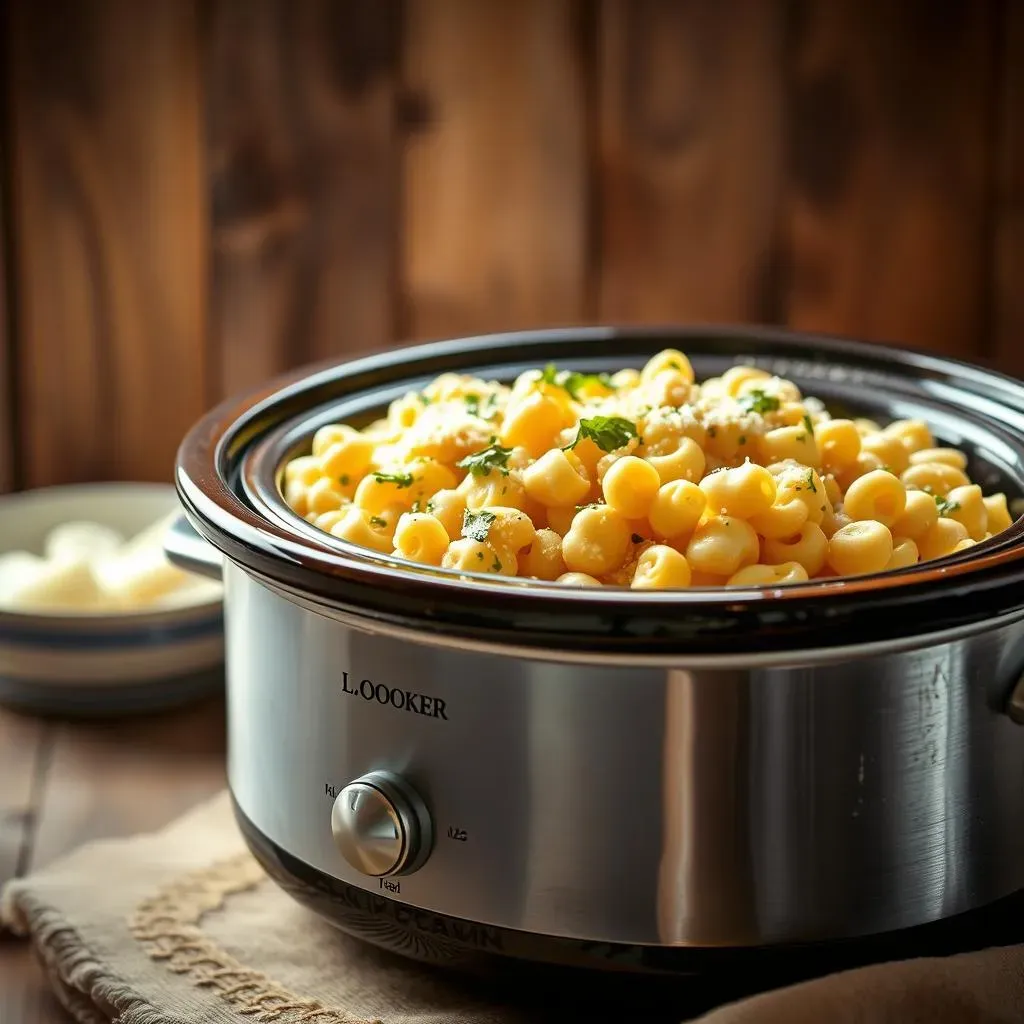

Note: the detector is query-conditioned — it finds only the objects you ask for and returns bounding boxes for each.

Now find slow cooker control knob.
[330,771,433,878]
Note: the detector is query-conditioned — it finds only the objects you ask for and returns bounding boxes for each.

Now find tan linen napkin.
[1,792,1021,1024]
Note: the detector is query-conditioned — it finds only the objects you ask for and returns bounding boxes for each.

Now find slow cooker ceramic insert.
[168,326,1024,978]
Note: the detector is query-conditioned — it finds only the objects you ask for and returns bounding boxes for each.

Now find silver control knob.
[330,771,432,877]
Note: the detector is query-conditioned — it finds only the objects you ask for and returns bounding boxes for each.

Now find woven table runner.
[2,792,1022,1023]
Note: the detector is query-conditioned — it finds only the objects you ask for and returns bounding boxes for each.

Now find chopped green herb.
[805,470,817,493]
[739,389,781,415]
[339,474,350,486]
[457,443,514,477]
[491,555,503,572]
[802,413,814,436]
[564,415,639,453]
[667,359,682,370]
[565,371,615,400]
[425,498,436,515]
[738,435,747,445]
[539,363,616,401]
[462,509,497,543]
[415,392,431,405]
[631,533,644,544]
[463,393,499,419]
[411,499,424,513]
[369,515,387,528]
[707,425,718,438]
[476,551,484,562]
[373,471,414,488]
[935,495,961,516]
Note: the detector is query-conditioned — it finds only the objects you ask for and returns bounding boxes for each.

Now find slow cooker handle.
[163,513,224,581]
[1007,674,1024,726]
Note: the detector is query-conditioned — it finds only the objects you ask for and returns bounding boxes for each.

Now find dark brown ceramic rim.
[174,325,1024,656]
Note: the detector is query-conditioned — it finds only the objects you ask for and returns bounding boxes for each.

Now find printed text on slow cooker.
[342,671,448,720]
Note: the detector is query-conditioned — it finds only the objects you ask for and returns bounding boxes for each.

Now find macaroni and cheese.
[281,351,1015,589]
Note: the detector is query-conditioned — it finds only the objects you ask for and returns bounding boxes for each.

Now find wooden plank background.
[597,0,785,325]
[0,0,1022,492]
[0,165,12,496]
[5,0,207,490]
[779,0,997,358]
[994,0,1024,376]
[402,0,589,338]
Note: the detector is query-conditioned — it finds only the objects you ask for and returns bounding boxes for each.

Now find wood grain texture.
[597,0,785,325]
[7,0,207,488]
[0,715,59,1021]
[993,0,1024,375]
[0,712,48,886]
[778,0,997,356]
[207,0,401,398]
[28,698,226,871]
[0,183,13,495]
[0,701,224,1023]
[0,711,58,1020]
[401,0,588,340]
[0,942,66,1024]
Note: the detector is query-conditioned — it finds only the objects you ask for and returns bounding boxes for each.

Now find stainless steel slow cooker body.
[170,326,1024,974]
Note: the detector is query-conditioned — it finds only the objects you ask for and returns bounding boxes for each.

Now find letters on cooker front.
[341,671,448,721]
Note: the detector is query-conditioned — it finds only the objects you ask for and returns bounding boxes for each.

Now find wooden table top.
[0,696,228,1022]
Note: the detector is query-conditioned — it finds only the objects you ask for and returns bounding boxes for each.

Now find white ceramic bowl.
[0,482,224,715]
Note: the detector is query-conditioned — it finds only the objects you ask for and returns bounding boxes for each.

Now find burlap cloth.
[2,792,1022,1024]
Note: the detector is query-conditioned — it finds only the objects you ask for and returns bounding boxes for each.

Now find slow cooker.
[167,325,1024,982]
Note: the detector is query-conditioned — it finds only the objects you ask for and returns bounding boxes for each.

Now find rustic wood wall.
[0,0,1021,492]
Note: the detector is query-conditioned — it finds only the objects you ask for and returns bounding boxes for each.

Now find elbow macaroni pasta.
[282,351,1017,589]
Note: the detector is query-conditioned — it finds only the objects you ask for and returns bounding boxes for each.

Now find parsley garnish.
[416,392,431,405]
[369,515,387,528]
[805,470,817,493]
[935,495,961,516]
[738,435,747,445]
[539,363,615,401]
[540,363,560,386]
[340,474,350,485]
[707,425,718,438]
[373,471,414,488]
[464,393,498,419]
[667,359,682,370]
[739,389,781,415]
[491,555,503,572]
[457,443,513,477]
[462,509,497,543]
[563,415,639,453]
[565,372,614,400]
